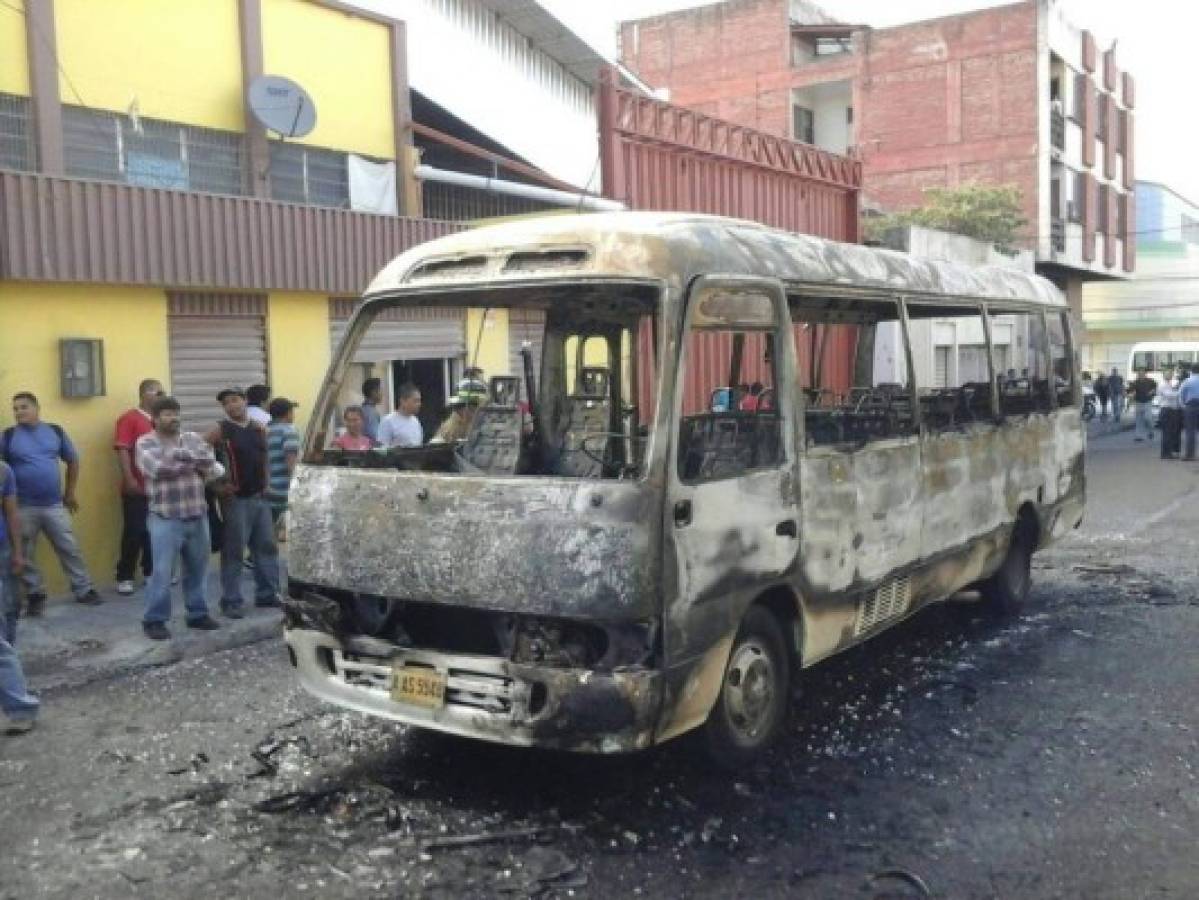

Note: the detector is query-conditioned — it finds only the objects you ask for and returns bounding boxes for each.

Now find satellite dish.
[248,75,317,138]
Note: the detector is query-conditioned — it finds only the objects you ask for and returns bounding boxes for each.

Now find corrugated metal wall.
[0,171,458,294]
[598,70,862,403]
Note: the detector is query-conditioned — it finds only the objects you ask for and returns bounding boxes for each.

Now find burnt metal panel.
[0,171,459,293]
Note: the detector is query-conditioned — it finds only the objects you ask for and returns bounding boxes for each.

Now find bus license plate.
[391,667,447,709]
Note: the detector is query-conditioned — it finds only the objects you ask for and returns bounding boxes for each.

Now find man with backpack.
[1,393,100,615]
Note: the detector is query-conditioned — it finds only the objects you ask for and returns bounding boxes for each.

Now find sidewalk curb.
[25,615,284,692]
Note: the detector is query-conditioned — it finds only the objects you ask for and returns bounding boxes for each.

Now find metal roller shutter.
[329,299,466,362]
[507,309,545,382]
[934,347,950,387]
[168,293,268,433]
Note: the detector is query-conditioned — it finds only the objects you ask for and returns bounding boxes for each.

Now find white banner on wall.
[348,154,398,216]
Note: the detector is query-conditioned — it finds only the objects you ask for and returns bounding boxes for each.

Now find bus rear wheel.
[980,522,1033,617]
[702,606,790,768]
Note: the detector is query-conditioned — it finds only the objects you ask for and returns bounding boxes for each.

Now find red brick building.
[620,0,1134,305]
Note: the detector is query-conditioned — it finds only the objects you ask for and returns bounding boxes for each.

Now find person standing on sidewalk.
[135,396,223,641]
[205,388,281,618]
[1108,368,1125,422]
[0,460,26,643]
[1181,368,1199,460]
[1129,368,1157,443]
[265,398,301,528]
[1159,366,1184,459]
[1094,371,1110,420]
[1,393,101,615]
[113,379,162,595]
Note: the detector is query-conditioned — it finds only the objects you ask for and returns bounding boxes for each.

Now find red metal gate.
[599,69,862,406]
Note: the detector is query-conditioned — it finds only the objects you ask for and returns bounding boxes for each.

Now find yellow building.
[0,0,546,594]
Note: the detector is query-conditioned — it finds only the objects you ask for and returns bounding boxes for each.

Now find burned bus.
[283,213,1084,765]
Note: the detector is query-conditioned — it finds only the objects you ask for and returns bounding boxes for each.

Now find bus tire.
[702,606,790,768]
[980,522,1032,617]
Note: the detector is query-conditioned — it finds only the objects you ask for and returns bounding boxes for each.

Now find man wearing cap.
[433,395,479,444]
[205,387,281,616]
[265,398,301,526]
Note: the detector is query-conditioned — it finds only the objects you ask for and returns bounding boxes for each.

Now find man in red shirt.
[113,379,163,595]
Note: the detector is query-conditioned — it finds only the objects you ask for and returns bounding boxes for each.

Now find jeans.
[144,514,211,626]
[220,495,280,609]
[19,503,93,599]
[1111,392,1124,421]
[116,493,152,581]
[1134,401,1154,440]
[1184,404,1199,460]
[0,541,19,644]
[1161,407,1183,457]
[0,631,38,722]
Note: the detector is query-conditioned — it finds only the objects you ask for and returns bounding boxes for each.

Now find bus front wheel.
[702,606,790,768]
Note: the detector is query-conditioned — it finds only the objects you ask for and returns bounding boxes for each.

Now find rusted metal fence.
[599,68,862,402]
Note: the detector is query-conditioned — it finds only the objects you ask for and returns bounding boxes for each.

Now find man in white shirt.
[246,384,271,427]
[1158,366,1183,459]
[378,383,424,448]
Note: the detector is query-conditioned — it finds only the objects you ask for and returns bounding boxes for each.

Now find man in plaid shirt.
[135,396,224,641]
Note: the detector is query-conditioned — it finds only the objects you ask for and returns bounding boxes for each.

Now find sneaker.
[76,590,104,606]
[186,616,221,631]
[116,580,135,596]
[25,593,45,618]
[4,718,36,736]
[220,604,245,620]
[254,596,283,609]
[142,621,171,641]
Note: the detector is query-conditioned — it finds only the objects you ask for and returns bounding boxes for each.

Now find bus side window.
[1047,312,1075,408]
[905,302,993,430]
[987,307,1053,417]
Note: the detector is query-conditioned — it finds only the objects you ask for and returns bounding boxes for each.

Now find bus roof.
[365,212,1065,309]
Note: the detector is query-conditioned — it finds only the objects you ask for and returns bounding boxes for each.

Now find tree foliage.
[865,183,1028,254]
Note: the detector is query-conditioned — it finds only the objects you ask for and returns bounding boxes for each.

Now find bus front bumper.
[284,627,663,753]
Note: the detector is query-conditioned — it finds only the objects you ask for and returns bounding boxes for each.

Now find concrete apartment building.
[1082,181,1199,374]
[619,0,1136,315]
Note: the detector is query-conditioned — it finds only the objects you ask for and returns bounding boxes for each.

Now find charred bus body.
[284,213,1085,763]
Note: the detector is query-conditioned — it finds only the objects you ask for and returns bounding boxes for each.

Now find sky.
[539,0,1197,206]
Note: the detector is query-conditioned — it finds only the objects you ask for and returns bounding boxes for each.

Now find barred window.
[62,105,244,195]
[268,141,350,208]
[0,93,36,172]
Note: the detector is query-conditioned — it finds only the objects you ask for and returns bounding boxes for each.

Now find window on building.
[268,141,350,208]
[1097,184,1110,233]
[792,106,815,144]
[1182,214,1199,245]
[62,106,244,195]
[0,92,36,172]
[1050,177,1062,220]
[814,36,851,56]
